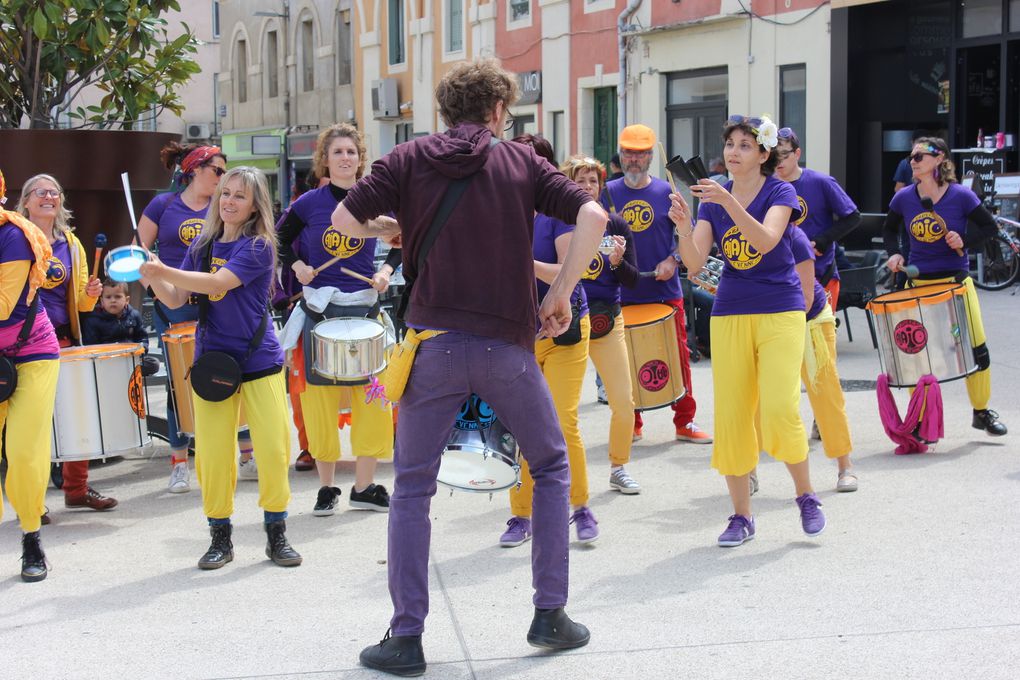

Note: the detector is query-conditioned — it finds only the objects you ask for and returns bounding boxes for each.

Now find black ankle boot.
[21,531,48,582]
[527,607,590,650]
[973,409,1007,436]
[198,523,233,570]
[359,629,426,677]
[264,520,302,566]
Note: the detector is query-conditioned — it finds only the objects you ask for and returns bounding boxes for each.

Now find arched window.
[235,38,248,103]
[300,14,315,91]
[265,29,280,98]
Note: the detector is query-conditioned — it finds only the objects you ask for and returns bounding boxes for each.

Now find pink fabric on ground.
[876,373,944,455]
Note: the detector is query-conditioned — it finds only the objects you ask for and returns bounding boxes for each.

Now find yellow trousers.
[300,383,393,462]
[0,360,58,533]
[193,370,291,519]
[511,316,591,515]
[710,312,807,476]
[587,313,635,465]
[802,311,853,459]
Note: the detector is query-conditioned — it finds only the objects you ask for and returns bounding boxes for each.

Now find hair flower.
[756,116,779,150]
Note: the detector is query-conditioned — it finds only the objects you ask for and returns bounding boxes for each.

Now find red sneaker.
[676,422,713,444]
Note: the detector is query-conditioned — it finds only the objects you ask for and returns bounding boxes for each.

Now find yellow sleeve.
[0,260,31,321]
[73,237,97,312]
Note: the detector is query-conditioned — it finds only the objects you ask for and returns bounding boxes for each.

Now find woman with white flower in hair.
[669,115,826,548]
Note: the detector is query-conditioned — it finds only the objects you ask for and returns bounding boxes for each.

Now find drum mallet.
[658,142,679,194]
[903,264,920,279]
[920,196,964,256]
[92,232,107,280]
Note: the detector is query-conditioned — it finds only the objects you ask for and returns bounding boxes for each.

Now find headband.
[180,146,222,175]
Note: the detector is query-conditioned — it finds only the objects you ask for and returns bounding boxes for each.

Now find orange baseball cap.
[619,124,656,151]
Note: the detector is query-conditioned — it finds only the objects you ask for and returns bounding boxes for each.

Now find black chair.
[836,264,879,348]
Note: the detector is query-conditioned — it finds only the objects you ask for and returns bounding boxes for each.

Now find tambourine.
[104,245,148,282]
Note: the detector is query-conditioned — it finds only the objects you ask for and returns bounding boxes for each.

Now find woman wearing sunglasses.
[669,115,825,548]
[16,174,117,515]
[138,143,258,493]
[883,137,1005,436]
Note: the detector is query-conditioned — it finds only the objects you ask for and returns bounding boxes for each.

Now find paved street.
[2,288,1019,680]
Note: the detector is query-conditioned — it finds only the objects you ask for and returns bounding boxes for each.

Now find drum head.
[105,246,147,282]
[622,303,675,327]
[313,317,385,341]
[438,448,519,493]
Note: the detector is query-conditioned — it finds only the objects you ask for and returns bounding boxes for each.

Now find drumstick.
[312,254,343,275]
[340,266,376,286]
[92,233,107,280]
[639,270,658,278]
[658,142,678,194]
[920,196,963,256]
[120,172,146,250]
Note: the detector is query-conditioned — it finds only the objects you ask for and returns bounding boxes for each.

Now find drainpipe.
[618,0,642,135]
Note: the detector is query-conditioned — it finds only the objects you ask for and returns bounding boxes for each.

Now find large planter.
[0,129,180,254]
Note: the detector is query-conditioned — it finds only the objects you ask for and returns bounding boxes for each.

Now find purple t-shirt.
[181,236,283,374]
[580,223,622,305]
[0,223,59,361]
[791,228,827,321]
[789,167,857,282]
[698,176,804,316]
[888,183,979,274]
[285,185,377,292]
[533,214,588,317]
[37,238,70,327]
[602,177,682,303]
[143,192,208,269]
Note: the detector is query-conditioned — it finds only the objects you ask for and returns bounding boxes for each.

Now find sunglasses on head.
[727,115,763,128]
[910,152,938,163]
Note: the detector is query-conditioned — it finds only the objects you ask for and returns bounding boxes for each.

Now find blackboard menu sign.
[954,148,1009,198]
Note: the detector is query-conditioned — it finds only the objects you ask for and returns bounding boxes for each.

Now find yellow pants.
[587,313,635,465]
[193,370,291,519]
[300,383,393,462]
[511,316,591,515]
[710,312,807,476]
[908,276,990,410]
[0,360,58,533]
[802,312,853,459]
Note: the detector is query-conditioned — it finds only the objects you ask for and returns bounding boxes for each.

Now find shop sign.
[518,71,542,106]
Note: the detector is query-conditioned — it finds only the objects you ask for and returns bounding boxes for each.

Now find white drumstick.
[120,172,145,248]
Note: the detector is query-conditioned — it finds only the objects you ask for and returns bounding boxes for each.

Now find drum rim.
[60,342,144,360]
[870,281,964,308]
[312,316,385,340]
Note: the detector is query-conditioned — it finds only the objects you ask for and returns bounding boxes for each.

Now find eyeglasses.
[776,150,794,161]
[504,111,515,132]
[909,152,938,163]
[205,165,227,177]
[31,189,61,199]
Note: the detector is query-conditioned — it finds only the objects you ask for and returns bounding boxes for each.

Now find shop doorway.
[593,87,618,168]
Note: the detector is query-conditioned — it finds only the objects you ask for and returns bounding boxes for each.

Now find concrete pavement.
[2,288,1019,679]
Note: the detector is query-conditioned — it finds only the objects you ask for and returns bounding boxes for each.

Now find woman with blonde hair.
[141,166,301,570]
[277,123,398,516]
[16,174,116,514]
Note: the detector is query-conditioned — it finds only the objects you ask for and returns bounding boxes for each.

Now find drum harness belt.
[0,295,41,403]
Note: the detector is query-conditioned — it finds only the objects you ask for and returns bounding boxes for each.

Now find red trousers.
[631,298,698,430]
[288,368,309,452]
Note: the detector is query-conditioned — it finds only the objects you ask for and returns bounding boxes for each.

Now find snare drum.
[439,395,520,493]
[163,322,247,435]
[104,245,148,282]
[621,304,687,411]
[311,317,388,384]
[867,282,977,388]
[52,343,149,461]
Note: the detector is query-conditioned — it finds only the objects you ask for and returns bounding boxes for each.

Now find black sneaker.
[349,483,390,512]
[359,630,426,677]
[973,409,1008,436]
[526,607,591,650]
[313,486,342,516]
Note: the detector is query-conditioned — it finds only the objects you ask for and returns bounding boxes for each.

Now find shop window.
[389,0,406,65]
[337,10,352,85]
[779,64,807,161]
[266,31,279,99]
[667,70,727,105]
[235,38,247,103]
[447,0,464,53]
[960,0,1002,38]
[301,19,315,91]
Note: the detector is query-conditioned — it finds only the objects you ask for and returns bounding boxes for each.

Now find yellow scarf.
[803,303,836,387]
[0,210,54,302]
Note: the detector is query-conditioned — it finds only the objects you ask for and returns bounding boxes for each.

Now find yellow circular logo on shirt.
[178,218,204,247]
[322,227,365,258]
[909,211,947,243]
[793,195,808,226]
[42,256,67,289]
[583,254,604,280]
[721,225,762,270]
[208,256,228,302]
[620,199,655,233]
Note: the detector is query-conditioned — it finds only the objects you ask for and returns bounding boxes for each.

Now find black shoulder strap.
[197,240,267,360]
[18,294,40,344]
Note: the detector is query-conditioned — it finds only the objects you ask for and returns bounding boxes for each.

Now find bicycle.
[970,215,1020,291]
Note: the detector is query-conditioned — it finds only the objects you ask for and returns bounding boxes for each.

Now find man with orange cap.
[601,124,711,444]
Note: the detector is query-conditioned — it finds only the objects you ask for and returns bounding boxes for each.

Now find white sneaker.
[238,456,258,481]
[168,462,190,493]
[596,384,608,405]
[609,466,641,494]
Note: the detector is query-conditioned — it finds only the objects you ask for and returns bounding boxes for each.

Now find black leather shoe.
[973,409,1008,436]
[359,630,426,677]
[21,531,48,582]
[198,523,233,570]
[527,607,590,650]
[264,520,302,566]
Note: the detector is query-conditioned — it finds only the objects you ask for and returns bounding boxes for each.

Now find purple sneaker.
[796,492,826,537]
[718,514,755,547]
[569,507,599,544]
[499,516,532,547]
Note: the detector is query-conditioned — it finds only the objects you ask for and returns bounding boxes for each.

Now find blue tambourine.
[104,245,148,282]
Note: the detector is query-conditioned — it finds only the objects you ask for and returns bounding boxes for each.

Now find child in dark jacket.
[83,279,148,345]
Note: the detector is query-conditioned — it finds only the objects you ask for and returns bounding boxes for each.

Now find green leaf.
[31,8,48,40]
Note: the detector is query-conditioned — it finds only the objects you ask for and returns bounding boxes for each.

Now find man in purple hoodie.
[331,59,608,676]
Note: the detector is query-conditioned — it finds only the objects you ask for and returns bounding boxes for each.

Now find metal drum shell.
[622,303,687,411]
[439,396,520,493]
[310,317,388,381]
[52,343,149,461]
[868,282,977,388]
